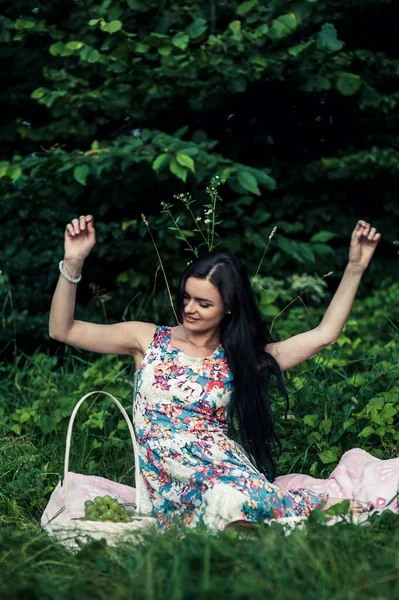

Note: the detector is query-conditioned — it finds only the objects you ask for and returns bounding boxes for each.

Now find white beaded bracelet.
[59,260,82,283]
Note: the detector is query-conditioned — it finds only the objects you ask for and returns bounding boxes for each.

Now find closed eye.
[183,293,211,309]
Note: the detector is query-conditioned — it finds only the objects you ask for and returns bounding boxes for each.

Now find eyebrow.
[183,292,214,304]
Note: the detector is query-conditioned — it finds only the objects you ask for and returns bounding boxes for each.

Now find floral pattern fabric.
[133,326,328,532]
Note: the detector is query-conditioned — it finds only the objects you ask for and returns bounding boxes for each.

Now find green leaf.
[311,243,335,257]
[245,167,277,190]
[0,161,9,178]
[88,19,101,26]
[135,43,149,54]
[382,404,397,420]
[49,42,73,56]
[189,18,207,40]
[300,76,331,92]
[176,153,195,173]
[277,236,294,256]
[101,20,123,34]
[304,414,318,427]
[80,48,101,63]
[31,87,46,100]
[236,1,257,16]
[66,40,84,50]
[358,426,375,438]
[316,23,344,52]
[74,164,90,186]
[144,32,169,44]
[228,20,243,42]
[172,32,189,50]
[152,153,170,171]
[318,447,340,464]
[310,230,336,243]
[346,374,367,387]
[343,418,355,431]
[320,418,332,435]
[169,159,188,182]
[324,499,350,516]
[6,165,22,182]
[254,24,269,38]
[288,40,315,57]
[336,72,362,96]
[14,19,36,30]
[158,45,171,56]
[237,171,261,195]
[220,167,235,181]
[297,244,316,263]
[174,126,189,139]
[178,146,199,156]
[270,14,298,40]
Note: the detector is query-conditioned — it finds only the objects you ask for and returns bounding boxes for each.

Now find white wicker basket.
[41,391,158,550]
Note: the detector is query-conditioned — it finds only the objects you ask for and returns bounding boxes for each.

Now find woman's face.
[182,277,226,330]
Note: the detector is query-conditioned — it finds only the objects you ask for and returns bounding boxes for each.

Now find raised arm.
[266,220,381,371]
[49,214,154,356]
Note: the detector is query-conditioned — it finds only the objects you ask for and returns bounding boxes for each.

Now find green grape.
[94,496,103,505]
[110,501,120,511]
[85,511,96,520]
[85,505,98,514]
[86,512,100,521]
[102,509,115,520]
[123,515,131,523]
[85,500,95,509]
[103,495,113,506]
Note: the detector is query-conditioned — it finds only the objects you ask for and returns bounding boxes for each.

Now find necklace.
[182,324,221,348]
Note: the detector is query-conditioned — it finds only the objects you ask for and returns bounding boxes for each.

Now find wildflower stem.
[210,192,217,251]
[165,207,196,254]
[269,272,332,334]
[141,214,180,324]
[187,205,208,245]
[251,227,277,288]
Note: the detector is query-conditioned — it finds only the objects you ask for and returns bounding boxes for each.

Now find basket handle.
[64,391,142,517]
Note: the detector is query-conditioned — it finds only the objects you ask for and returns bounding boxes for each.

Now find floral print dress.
[133,326,328,532]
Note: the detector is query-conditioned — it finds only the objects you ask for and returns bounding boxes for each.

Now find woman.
[49,215,382,532]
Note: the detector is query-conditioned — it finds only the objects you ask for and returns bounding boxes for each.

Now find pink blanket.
[274,447,399,513]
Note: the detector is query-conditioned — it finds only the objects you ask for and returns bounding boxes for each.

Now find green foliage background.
[0,0,398,351]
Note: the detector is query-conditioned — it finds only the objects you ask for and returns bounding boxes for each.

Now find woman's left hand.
[348,220,381,271]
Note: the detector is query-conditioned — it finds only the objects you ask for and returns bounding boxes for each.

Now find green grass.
[1,508,399,599]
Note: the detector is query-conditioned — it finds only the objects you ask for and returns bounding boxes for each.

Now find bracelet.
[59,260,82,284]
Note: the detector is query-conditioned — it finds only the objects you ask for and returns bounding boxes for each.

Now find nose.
[185,299,197,315]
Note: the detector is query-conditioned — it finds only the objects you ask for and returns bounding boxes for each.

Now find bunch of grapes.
[82,495,132,523]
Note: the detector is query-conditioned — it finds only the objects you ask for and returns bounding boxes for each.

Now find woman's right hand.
[64,215,96,261]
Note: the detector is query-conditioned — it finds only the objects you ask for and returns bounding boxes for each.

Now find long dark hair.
[175,251,289,481]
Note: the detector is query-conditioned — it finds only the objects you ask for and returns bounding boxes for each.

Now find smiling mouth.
[185,315,199,321]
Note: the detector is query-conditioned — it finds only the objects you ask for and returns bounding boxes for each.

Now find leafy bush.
[0,0,398,351]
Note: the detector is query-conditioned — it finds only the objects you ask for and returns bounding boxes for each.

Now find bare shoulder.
[132,321,158,356]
